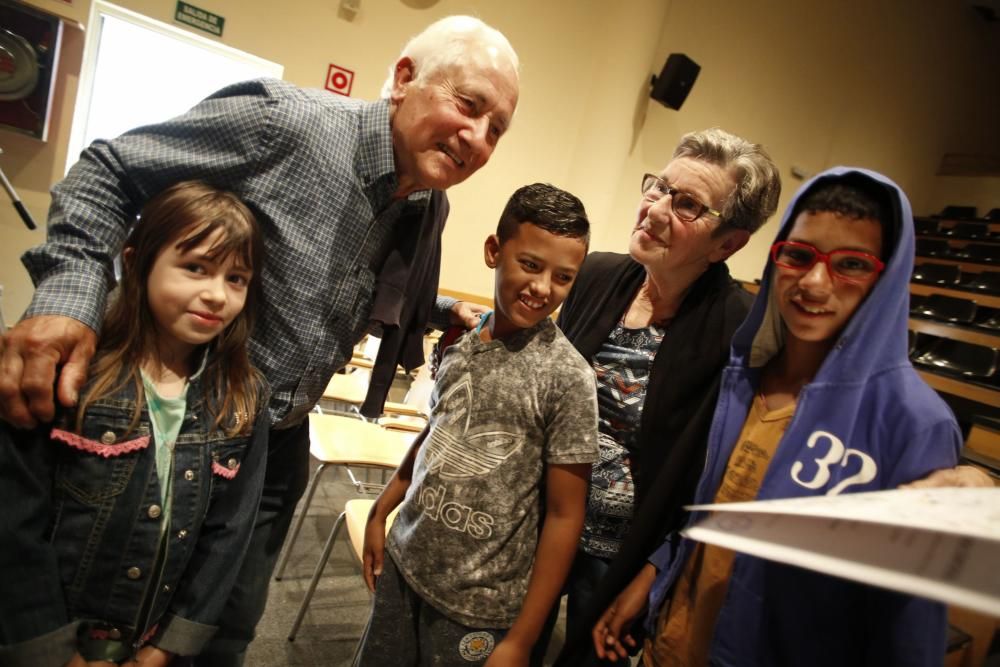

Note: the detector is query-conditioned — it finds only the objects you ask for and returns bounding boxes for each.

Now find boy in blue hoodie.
[591,168,962,667]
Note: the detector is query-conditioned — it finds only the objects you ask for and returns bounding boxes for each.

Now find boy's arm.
[362,425,429,592]
[592,562,657,662]
[485,462,590,666]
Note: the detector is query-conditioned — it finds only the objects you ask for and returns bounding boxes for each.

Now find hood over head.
[736,166,913,383]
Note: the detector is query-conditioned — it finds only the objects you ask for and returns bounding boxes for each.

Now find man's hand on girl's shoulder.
[0,315,96,429]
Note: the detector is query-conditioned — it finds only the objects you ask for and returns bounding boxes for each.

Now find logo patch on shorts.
[458,631,495,661]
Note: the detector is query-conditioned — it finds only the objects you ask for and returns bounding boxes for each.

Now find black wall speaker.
[650,53,700,110]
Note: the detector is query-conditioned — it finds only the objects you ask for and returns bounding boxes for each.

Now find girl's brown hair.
[76,181,265,437]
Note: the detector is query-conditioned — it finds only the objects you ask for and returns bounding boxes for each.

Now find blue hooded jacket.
[646,167,962,666]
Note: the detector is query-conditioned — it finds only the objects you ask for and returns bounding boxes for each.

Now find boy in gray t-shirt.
[356,183,599,666]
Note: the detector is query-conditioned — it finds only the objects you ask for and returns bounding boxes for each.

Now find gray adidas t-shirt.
[386,318,599,628]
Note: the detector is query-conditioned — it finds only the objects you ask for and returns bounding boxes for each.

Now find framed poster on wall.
[0,0,64,141]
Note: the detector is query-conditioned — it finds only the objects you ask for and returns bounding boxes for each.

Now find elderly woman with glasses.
[547,128,782,665]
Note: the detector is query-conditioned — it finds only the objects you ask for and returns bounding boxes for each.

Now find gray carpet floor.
[244,462,569,666]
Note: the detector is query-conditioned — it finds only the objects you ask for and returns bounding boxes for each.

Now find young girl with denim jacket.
[0,181,269,666]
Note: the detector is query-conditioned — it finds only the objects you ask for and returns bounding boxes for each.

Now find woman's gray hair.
[673,128,781,234]
[380,16,519,98]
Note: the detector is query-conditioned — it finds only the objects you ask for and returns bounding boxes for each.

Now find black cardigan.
[555,252,753,662]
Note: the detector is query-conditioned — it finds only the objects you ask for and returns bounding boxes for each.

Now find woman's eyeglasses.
[641,173,722,223]
[771,240,884,283]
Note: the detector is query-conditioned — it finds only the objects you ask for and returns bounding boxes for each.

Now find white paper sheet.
[683,488,1000,617]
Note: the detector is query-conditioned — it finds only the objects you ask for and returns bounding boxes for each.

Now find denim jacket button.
[177,529,188,540]
[108,628,121,640]
[147,505,162,519]
[184,470,195,481]
[227,458,238,469]
[100,431,116,445]
[127,567,142,580]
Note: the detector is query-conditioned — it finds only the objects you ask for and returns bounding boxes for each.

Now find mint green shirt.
[140,372,188,509]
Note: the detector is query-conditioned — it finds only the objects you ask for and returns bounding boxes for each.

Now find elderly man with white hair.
[0,15,518,665]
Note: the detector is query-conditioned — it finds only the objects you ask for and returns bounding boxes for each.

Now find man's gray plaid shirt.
[22,79,454,429]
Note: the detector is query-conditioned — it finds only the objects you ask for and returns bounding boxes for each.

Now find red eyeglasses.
[771,241,885,284]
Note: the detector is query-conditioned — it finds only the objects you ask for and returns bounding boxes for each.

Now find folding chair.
[274,413,413,581]
[320,365,430,423]
[287,498,400,641]
[317,370,370,418]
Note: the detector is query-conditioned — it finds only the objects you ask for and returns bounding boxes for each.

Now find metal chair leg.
[288,509,347,641]
[274,462,328,581]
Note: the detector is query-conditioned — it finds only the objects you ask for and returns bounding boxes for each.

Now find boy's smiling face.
[774,210,883,346]
[484,222,588,340]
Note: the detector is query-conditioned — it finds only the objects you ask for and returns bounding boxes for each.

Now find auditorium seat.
[974,308,1000,331]
[912,338,999,378]
[910,294,977,324]
[964,271,1000,295]
[912,263,962,286]
[937,205,978,220]
[948,222,992,240]
[964,244,1000,265]
[915,238,952,257]
[915,218,939,236]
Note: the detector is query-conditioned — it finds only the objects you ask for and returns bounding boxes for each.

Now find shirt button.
[227,458,238,469]
[127,567,142,580]
[147,505,162,519]
[184,470,195,481]
[162,584,172,593]
[108,628,121,640]
[177,529,188,540]
[100,431,116,445]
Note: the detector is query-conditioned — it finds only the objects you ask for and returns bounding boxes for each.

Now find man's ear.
[709,228,750,264]
[390,57,416,103]
[484,234,501,269]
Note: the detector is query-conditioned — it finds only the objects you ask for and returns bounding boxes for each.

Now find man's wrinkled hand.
[449,301,490,330]
[0,315,96,428]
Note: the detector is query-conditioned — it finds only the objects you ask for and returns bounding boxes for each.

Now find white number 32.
[790,430,877,496]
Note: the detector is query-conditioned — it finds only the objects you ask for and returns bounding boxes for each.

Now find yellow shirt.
[644,394,795,667]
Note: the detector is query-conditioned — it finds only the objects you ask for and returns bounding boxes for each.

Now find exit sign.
[175,2,224,37]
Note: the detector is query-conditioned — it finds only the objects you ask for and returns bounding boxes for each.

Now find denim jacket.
[0,369,268,666]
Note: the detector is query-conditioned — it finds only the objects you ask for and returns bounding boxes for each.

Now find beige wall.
[1,0,997,322]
